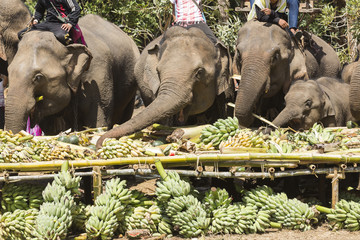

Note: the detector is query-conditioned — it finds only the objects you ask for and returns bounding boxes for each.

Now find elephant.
[5,14,139,135]
[341,62,358,84]
[272,77,354,129]
[96,26,233,148]
[232,20,341,127]
[0,0,32,75]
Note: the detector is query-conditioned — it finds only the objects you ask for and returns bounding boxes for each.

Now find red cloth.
[71,24,86,45]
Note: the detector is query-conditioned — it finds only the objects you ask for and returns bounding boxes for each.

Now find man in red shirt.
[170,0,217,44]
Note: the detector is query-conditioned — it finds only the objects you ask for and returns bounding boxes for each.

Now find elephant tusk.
[35,96,44,102]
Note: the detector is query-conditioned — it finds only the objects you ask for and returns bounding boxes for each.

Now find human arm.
[65,0,81,27]
[33,0,45,24]
[256,5,288,28]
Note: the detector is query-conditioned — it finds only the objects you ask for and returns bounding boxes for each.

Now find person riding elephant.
[5,14,139,135]
[18,0,84,45]
[0,0,33,75]
[272,77,354,129]
[96,26,233,148]
[232,20,341,127]
[249,0,301,37]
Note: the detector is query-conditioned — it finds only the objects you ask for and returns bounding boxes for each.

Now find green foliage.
[23,0,360,62]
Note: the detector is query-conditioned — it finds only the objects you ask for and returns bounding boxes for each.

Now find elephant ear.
[320,85,336,119]
[143,43,161,96]
[215,41,233,97]
[64,44,92,92]
[0,34,7,61]
[289,41,309,84]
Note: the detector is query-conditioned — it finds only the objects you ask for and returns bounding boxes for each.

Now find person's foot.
[291,28,302,41]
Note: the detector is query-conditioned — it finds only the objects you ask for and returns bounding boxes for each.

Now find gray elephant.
[96,26,233,147]
[5,14,139,135]
[342,62,357,84]
[233,20,341,127]
[272,77,354,129]
[0,0,32,75]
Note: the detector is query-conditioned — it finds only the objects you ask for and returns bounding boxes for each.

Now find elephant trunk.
[235,57,270,127]
[349,63,360,120]
[96,80,191,148]
[5,95,32,133]
[272,107,299,128]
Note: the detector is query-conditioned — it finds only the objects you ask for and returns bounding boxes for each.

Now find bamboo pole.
[2,152,360,171]
[93,167,102,201]
[0,171,93,182]
[331,168,339,208]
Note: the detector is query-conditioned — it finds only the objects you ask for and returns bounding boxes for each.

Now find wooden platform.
[235,0,321,13]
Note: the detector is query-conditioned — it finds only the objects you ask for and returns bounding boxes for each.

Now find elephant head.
[0,0,32,65]
[232,20,307,127]
[350,61,360,120]
[272,79,335,129]
[5,31,92,133]
[96,26,232,148]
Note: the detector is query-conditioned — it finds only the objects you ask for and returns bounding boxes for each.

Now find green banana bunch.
[54,171,81,194]
[124,204,162,234]
[209,204,241,234]
[271,197,315,231]
[71,202,90,232]
[97,137,147,159]
[172,204,210,238]
[94,194,125,221]
[327,199,360,231]
[202,187,232,217]
[42,182,67,202]
[85,205,118,240]
[166,195,202,218]
[104,178,132,203]
[0,208,39,240]
[233,203,257,234]
[200,117,240,148]
[34,202,73,239]
[155,171,191,202]
[340,190,360,202]
[253,210,271,233]
[1,183,44,212]
[128,190,152,206]
[157,216,173,236]
[242,185,274,209]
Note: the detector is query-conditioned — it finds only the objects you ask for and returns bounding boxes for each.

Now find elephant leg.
[120,97,135,123]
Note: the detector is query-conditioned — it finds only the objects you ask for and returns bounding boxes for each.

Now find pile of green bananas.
[0,208,38,240]
[202,187,232,217]
[220,130,266,149]
[1,183,44,212]
[72,202,90,232]
[54,170,81,194]
[271,197,315,231]
[97,137,147,159]
[242,185,274,209]
[155,171,191,202]
[294,123,336,145]
[268,140,296,153]
[199,117,240,148]
[124,204,162,234]
[326,199,360,231]
[34,201,73,239]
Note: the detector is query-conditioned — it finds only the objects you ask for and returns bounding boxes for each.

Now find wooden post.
[93,166,102,201]
[331,168,339,209]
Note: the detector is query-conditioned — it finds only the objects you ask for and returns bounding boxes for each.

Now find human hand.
[61,23,72,32]
[278,19,289,28]
[261,8,272,15]
[32,19,38,25]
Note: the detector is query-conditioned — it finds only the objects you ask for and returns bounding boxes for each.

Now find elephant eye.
[305,99,312,108]
[195,68,205,80]
[33,73,44,83]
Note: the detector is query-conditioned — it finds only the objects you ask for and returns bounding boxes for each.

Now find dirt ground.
[167,226,360,240]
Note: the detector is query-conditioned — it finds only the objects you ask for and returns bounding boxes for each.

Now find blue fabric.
[249,0,299,29]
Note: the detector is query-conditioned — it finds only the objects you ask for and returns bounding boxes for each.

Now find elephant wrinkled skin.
[0,0,32,75]
[96,26,233,148]
[272,77,354,129]
[233,20,341,127]
[5,14,139,135]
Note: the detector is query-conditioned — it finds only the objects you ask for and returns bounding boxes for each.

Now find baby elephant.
[272,77,354,129]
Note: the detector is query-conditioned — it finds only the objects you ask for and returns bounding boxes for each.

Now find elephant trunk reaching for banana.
[96,80,191,149]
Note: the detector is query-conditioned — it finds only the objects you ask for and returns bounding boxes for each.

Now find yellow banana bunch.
[220,130,266,149]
